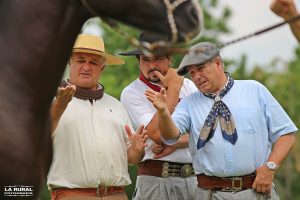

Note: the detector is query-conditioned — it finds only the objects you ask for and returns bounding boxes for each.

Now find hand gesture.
[50,84,76,133]
[151,144,165,154]
[271,0,298,19]
[56,84,76,107]
[252,165,275,194]
[145,88,168,113]
[152,144,176,159]
[154,68,183,90]
[125,125,148,153]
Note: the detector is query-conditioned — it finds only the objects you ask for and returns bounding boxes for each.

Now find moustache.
[148,69,161,74]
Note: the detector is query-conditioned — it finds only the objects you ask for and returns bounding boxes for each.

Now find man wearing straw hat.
[47,34,148,200]
[146,41,298,199]
[120,32,198,200]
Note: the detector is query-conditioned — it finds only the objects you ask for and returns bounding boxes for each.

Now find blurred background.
[39,0,300,199]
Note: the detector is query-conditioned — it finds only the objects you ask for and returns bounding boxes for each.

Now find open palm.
[145,88,168,112]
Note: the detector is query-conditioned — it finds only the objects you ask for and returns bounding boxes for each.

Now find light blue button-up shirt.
[171,80,298,177]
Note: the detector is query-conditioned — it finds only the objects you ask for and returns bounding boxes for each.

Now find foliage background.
[39,0,300,199]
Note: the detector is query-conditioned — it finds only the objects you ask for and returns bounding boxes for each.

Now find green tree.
[266,47,300,200]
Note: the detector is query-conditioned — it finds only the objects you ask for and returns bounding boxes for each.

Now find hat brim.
[177,50,220,76]
[119,48,143,56]
[73,48,124,65]
[119,48,170,57]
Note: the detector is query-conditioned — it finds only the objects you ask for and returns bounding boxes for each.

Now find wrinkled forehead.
[71,52,105,63]
[186,57,215,72]
[187,63,204,72]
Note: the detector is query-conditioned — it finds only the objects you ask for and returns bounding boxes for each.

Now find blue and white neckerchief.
[197,73,237,149]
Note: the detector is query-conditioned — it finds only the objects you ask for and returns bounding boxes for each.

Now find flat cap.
[177,42,220,76]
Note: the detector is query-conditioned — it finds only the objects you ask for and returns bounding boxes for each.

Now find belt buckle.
[232,177,242,191]
[162,162,169,177]
[221,177,243,192]
[180,164,193,178]
[96,185,108,197]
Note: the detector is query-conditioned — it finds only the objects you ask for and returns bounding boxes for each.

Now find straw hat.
[73,34,124,65]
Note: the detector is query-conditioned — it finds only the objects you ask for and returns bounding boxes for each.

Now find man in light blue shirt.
[146,42,298,199]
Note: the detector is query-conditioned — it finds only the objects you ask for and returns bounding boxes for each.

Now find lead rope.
[163,14,300,54]
[219,14,300,48]
[80,0,300,55]
[149,14,300,55]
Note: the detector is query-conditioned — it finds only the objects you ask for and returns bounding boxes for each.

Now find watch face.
[267,162,277,170]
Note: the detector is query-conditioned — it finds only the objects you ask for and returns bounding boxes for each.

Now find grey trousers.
[195,184,280,200]
[132,175,198,200]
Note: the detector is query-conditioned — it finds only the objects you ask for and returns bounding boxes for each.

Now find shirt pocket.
[234,107,258,134]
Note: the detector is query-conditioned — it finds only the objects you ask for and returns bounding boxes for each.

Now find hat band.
[73,47,105,54]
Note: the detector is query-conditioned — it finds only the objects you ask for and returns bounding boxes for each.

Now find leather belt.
[197,173,256,192]
[50,186,125,199]
[138,160,194,178]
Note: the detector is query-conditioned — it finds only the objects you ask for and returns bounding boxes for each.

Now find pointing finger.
[153,70,164,81]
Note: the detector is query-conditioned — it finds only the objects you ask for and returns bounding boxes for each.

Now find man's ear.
[101,65,106,71]
[214,57,222,68]
[136,56,141,64]
[68,56,72,65]
[167,56,172,66]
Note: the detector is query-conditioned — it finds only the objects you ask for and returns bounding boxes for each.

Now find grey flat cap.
[177,42,220,76]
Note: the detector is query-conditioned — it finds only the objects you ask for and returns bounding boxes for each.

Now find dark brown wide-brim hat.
[119,32,169,56]
[177,42,220,76]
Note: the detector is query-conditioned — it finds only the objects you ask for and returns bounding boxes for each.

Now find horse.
[0,0,202,198]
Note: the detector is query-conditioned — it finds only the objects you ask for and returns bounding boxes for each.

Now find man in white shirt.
[120,32,198,200]
[47,34,148,200]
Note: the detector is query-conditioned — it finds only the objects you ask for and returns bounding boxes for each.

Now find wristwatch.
[265,161,278,171]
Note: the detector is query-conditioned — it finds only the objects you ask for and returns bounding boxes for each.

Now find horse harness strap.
[80,0,186,44]
[197,173,256,192]
[162,0,189,43]
[80,0,98,17]
[138,160,195,178]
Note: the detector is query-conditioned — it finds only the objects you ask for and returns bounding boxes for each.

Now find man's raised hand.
[125,125,148,152]
[153,68,183,90]
[145,88,168,113]
[56,84,76,106]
